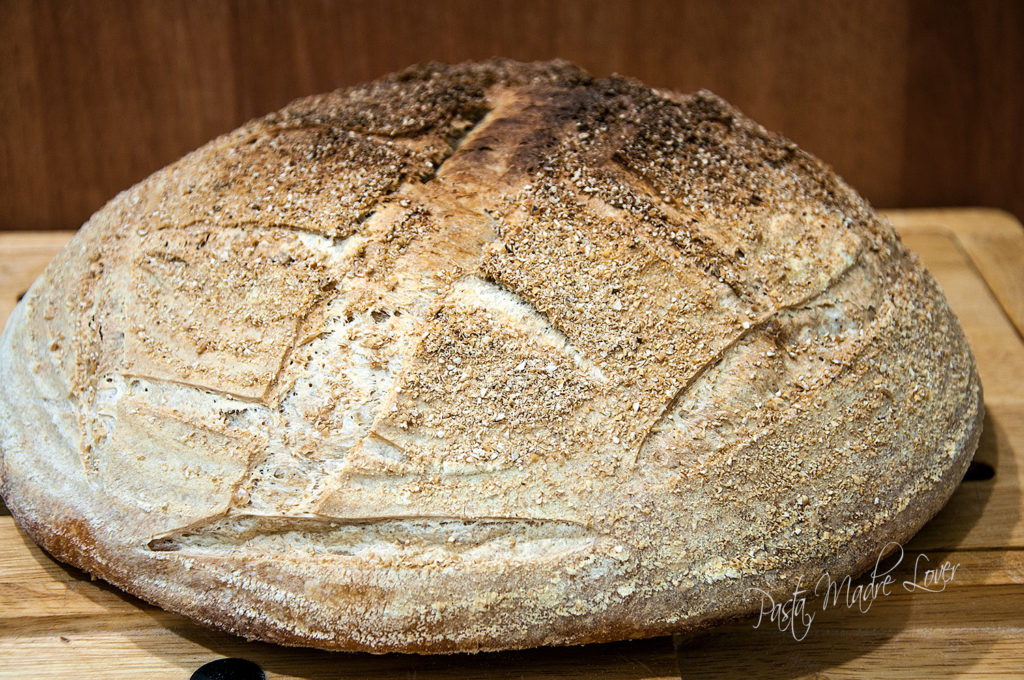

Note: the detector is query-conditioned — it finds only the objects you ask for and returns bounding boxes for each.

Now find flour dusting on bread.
[0,59,981,653]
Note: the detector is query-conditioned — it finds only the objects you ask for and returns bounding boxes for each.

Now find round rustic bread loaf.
[0,59,982,653]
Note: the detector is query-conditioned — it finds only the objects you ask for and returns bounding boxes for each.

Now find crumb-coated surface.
[0,59,982,653]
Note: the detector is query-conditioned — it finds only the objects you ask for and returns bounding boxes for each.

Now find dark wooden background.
[1,0,1022,232]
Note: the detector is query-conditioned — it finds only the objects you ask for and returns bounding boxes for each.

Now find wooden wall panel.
[1,0,1021,231]
[904,0,1024,217]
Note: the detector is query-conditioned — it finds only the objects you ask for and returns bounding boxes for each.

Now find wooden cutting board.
[1,209,1022,679]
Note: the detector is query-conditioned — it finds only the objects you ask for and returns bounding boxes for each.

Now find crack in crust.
[146,514,594,564]
[636,247,875,460]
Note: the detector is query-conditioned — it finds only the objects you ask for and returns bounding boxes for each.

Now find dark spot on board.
[191,658,266,680]
[963,460,994,482]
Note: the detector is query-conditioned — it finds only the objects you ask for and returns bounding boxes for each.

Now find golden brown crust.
[0,59,982,653]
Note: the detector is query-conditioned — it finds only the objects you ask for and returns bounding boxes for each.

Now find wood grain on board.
[1,208,1023,678]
